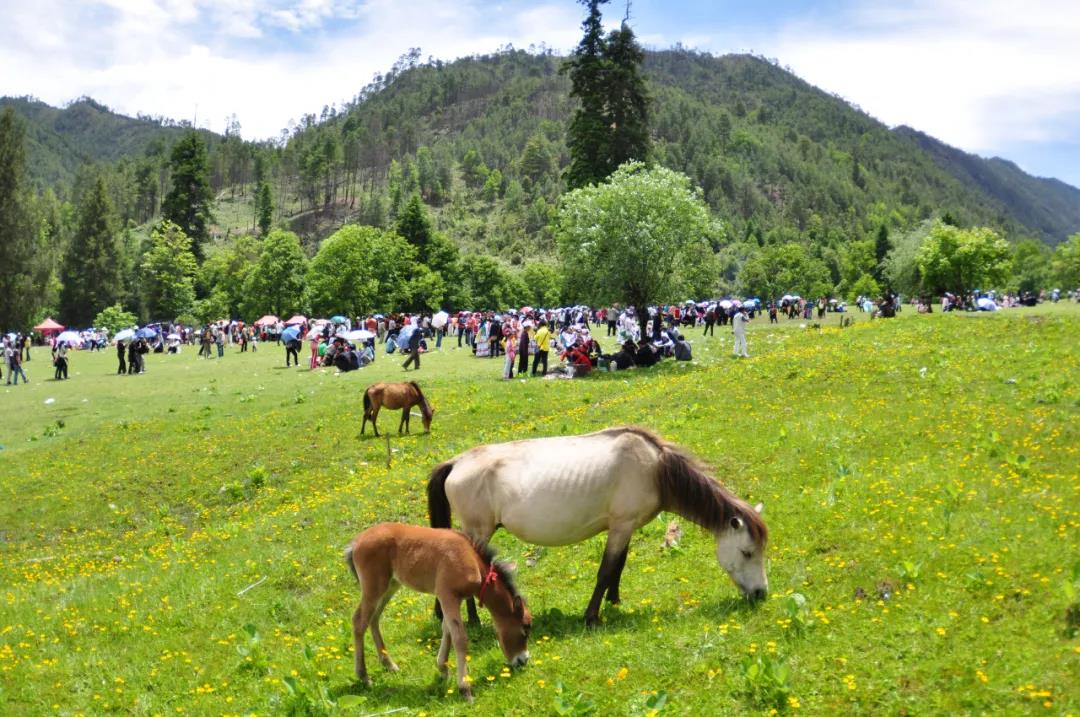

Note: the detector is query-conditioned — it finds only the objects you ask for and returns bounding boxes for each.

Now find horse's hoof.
[459,686,474,702]
[584,615,601,628]
[357,674,371,687]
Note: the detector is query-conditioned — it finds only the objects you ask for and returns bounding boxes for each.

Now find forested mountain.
[0,96,219,191]
[4,49,1077,255]
[894,126,1080,243]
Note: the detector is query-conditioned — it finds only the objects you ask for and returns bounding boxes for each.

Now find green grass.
[1,306,1078,716]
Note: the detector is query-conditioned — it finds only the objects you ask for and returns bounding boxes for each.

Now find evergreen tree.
[874,223,890,282]
[601,21,651,170]
[563,0,612,189]
[161,131,214,260]
[256,181,273,236]
[0,108,36,330]
[60,175,123,325]
[396,193,434,261]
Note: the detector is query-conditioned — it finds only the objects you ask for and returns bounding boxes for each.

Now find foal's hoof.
[459,686,474,703]
[356,673,372,688]
[584,614,601,629]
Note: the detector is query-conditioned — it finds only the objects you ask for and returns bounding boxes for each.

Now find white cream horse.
[427,426,768,625]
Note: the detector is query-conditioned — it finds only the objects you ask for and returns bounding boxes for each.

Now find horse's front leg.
[585,526,634,627]
[437,593,473,701]
[605,545,630,605]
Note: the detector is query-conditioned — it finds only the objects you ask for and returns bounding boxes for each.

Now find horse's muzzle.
[746,587,768,603]
[509,651,530,668]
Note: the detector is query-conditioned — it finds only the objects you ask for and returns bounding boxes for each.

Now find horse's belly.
[500,496,610,546]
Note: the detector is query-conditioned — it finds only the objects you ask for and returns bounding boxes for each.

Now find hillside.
[4,49,1078,253]
[274,49,1077,254]
[0,95,218,191]
[894,126,1080,244]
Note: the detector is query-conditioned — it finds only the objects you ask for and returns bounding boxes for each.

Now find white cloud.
[749,0,1080,154]
[0,0,583,139]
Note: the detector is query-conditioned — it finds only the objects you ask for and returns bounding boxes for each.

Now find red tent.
[33,317,64,335]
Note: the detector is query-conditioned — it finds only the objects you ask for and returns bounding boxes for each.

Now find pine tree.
[563,0,612,189]
[0,108,36,330]
[60,175,123,326]
[256,182,273,236]
[874,223,890,281]
[396,193,434,262]
[161,131,214,260]
[602,22,651,171]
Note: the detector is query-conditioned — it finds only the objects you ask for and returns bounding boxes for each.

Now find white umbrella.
[346,329,374,341]
[976,297,997,311]
[719,300,733,309]
[56,331,81,345]
[113,329,135,342]
[432,311,449,329]
[167,333,181,341]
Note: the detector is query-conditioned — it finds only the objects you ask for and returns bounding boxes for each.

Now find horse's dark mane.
[409,381,432,417]
[461,533,520,599]
[602,426,768,545]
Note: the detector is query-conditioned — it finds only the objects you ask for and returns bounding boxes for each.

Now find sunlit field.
[1,305,1077,716]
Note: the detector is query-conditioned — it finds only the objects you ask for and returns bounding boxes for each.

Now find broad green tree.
[916,222,1011,296]
[0,107,37,329]
[141,221,198,320]
[60,175,123,325]
[467,256,525,310]
[93,303,137,335]
[306,225,416,316]
[242,229,307,318]
[738,243,833,301]
[198,234,260,319]
[1009,238,1051,294]
[1050,233,1080,288]
[161,131,214,259]
[557,162,710,336]
[519,261,563,307]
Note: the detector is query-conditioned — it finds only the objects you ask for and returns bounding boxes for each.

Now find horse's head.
[483,565,532,667]
[713,502,768,602]
[421,402,435,433]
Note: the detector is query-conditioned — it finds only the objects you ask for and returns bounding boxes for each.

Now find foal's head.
[477,559,531,667]
[714,501,769,602]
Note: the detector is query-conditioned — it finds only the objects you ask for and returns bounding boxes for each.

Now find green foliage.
[60,174,123,326]
[256,181,273,236]
[161,131,214,259]
[847,273,881,302]
[92,303,137,334]
[467,255,525,310]
[0,107,38,330]
[558,162,710,332]
[198,234,259,320]
[243,229,307,318]
[741,654,793,710]
[140,221,197,320]
[306,224,416,316]
[519,260,563,306]
[563,3,651,189]
[395,192,434,259]
[739,243,833,300]
[1051,233,1080,288]
[916,222,1011,295]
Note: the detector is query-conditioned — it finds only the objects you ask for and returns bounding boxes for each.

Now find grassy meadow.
[1,305,1078,716]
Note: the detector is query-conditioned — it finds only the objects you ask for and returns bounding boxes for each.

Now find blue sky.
[1,0,1078,187]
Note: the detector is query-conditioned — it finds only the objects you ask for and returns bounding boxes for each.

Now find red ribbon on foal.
[478,563,499,604]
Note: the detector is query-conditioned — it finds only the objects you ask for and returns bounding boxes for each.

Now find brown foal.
[343,523,531,700]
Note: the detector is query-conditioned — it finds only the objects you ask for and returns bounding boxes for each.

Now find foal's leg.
[436,593,473,701]
[354,571,391,684]
[584,526,634,626]
[370,581,401,672]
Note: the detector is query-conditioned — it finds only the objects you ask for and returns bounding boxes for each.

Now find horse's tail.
[427,461,455,529]
[362,387,372,417]
[343,541,359,585]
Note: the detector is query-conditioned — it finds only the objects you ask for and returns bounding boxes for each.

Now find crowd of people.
[5,287,1077,385]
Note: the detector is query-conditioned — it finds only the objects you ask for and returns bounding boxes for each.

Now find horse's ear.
[729,516,744,530]
[753,502,764,515]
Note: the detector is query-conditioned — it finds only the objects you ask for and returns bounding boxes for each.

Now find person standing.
[8,342,28,383]
[703,306,716,336]
[215,327,225,358]
[116,340,127,375]
[402,326,422,370]
[54,341,69,379]
[532,320,551,376]
[516,322,530,376]
[732,307,750,358]
[309,330,320,369]
[503,324,518,379]
[285,337,300,367]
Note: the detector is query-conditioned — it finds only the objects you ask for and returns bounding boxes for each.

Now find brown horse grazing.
[343,523,531,700]
[361,381,434,436]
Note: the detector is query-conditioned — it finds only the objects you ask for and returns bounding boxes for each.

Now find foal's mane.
[409,381,432,418]
[461,533,520,599]
[602,426,768,545]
